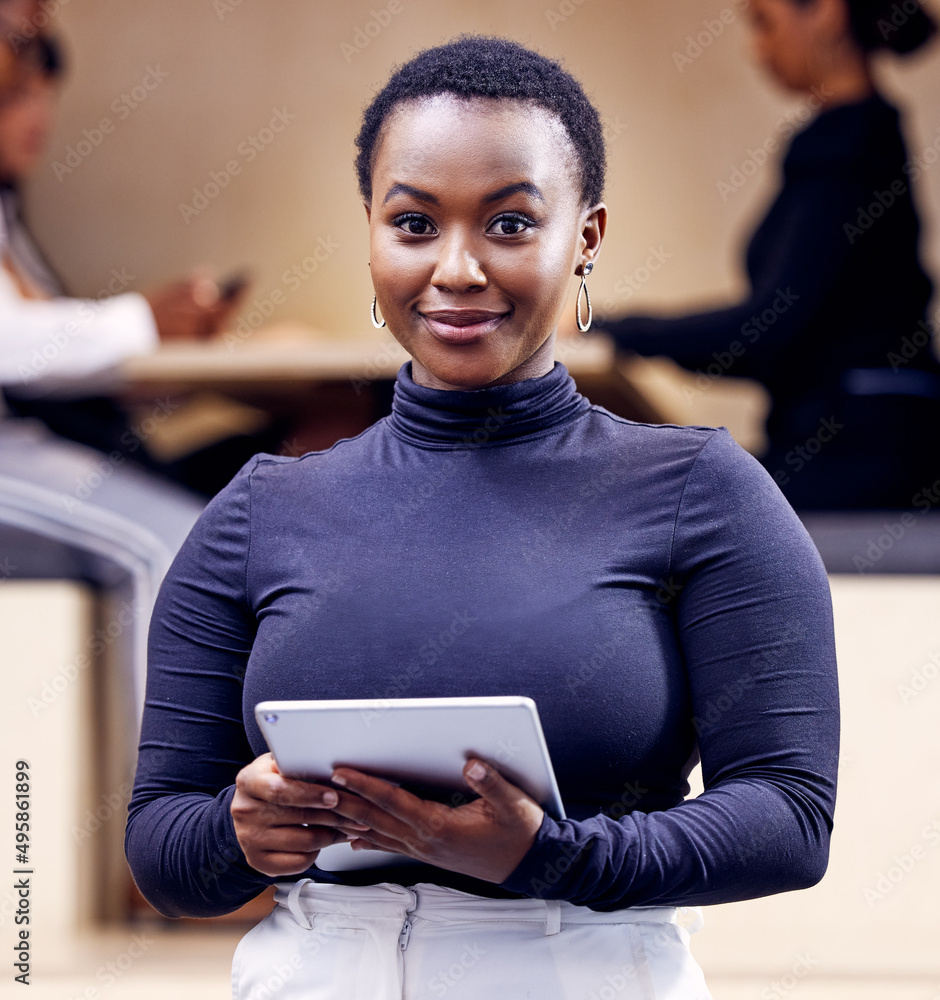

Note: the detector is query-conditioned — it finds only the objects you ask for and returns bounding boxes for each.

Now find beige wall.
[26,0,940,363]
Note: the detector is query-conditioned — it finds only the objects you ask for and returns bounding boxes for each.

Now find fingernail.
[331,772,347,786]
[322,790,338,807]
[467,761,486,781]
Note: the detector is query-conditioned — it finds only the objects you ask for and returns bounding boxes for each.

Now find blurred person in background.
[0,32,285,497]
[597,0,940,510]
[0,20,203,700]
[0,0,34,91]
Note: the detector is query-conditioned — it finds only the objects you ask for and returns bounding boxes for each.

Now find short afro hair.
[354,35,606,207]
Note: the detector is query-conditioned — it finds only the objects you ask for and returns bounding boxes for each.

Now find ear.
[579,202,607,271]
[813,0,853,45]
[363,201,372,223]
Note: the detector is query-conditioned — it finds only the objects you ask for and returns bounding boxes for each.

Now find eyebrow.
[381,180,545,206]
[382,183,438,206]
[483,182,545,204]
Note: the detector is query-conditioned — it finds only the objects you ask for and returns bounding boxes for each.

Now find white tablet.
[254,695,565,872]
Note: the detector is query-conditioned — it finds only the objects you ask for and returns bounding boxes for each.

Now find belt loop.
[286,878,315,929]
[544,900,561,936]
[677,906,704,935]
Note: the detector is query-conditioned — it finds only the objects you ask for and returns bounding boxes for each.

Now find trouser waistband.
[274,880,687,938]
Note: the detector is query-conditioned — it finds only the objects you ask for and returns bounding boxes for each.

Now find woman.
[126,37,839,999]
[599,0,939,510]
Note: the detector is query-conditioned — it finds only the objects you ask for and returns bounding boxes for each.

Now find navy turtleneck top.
[126,361,839,917]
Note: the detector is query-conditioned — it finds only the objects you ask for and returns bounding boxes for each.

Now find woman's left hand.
[328,759,544,884]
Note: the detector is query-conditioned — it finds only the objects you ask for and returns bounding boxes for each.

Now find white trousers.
[232,881,712,1000]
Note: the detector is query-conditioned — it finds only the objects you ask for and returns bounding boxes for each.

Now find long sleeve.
[125,457,275,918]
[599,172,861,377]
[501,430,839,909]
[0,191,159,397]
[0,270,158,396]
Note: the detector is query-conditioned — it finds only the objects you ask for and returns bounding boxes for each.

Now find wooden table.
[122,325,665,453]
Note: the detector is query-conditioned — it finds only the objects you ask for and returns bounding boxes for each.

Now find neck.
[810,46,875,109]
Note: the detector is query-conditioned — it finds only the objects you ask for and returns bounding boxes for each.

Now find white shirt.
[0,189,159,410]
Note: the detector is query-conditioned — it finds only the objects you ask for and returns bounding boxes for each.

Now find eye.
[392,213,437,236]
[487,213,536,237]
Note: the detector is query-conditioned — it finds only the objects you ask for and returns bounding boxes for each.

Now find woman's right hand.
[231,753,368,876]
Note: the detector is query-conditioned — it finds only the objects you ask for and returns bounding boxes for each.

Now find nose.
[431,229,486,293]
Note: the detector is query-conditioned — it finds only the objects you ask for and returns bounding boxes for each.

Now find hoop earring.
[576,261,593,333]
[370,295,386,329]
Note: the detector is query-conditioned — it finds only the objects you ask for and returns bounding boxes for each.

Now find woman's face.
[747,0,842,93]
[0,68,55,182]
[366,95,605,390]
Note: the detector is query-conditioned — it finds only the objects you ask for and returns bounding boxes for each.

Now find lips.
[419,308,510,344]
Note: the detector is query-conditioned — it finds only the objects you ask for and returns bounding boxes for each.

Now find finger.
[254,803,369,830]
[462,759,535,814]
[190,271,221,308]
[253,827,353,877]
[258,824,352,855]
[347,825,429,858]
[243,771,342,810]
[348,835,402,855]
[331,769,423,822]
